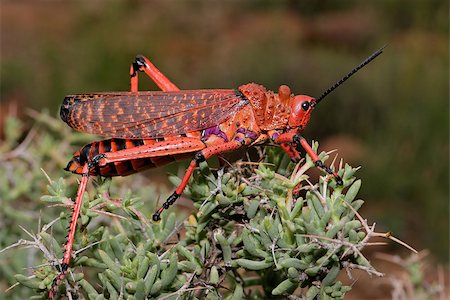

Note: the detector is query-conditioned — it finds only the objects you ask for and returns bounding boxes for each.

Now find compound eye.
[301,101,310,111]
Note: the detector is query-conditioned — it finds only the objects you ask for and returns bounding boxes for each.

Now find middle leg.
[152,138,248,221]
[280,143,301,162]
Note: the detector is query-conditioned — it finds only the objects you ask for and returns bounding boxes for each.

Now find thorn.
[40,168,53,184]
[331,153,338,169]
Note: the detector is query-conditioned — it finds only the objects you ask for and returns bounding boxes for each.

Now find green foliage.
[1,112,376,299]
[1,113,444,299]
[0,112,91,298]
[35,158,370,299]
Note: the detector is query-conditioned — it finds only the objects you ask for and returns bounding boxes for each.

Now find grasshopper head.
[288,95,316,129]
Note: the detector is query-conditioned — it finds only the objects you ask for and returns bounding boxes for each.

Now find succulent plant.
[2,112,424,299]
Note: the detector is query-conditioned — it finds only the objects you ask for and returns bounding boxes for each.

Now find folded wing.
[60,90,248,139]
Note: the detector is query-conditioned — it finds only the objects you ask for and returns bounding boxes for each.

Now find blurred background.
[1,0,448,298]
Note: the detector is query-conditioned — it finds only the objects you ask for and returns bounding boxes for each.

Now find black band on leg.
[315,160,334,175]
[194,152,206,165]
[166,191,180,205]
[293,135,304,153]
[131,55,146,77]
[50,262,70,298]
[135,55,146,67]
[314,160,325,169]
[315,160,343,186]
[54,262,69,273]
[88,154,106,168]
[152,191,180,222]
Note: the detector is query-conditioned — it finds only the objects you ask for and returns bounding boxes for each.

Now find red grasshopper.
[50,47,384,297]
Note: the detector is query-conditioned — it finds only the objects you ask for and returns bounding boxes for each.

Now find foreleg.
[275,131,342,185]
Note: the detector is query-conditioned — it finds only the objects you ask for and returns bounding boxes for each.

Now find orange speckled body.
[64,82,313,178]
[239,83,291,130]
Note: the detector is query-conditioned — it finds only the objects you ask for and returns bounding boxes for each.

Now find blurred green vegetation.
[0,0,448,288]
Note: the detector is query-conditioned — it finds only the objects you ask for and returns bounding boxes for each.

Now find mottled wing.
[60,90,247,138]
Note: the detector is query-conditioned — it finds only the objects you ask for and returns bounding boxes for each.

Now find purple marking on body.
[245,131,258,140]
[202,126,229,142]
[271,132,280,140]
[235,136,244,144]
[236,128,258,140]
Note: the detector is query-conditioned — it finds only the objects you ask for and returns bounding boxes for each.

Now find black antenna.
[315,45,386,105]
